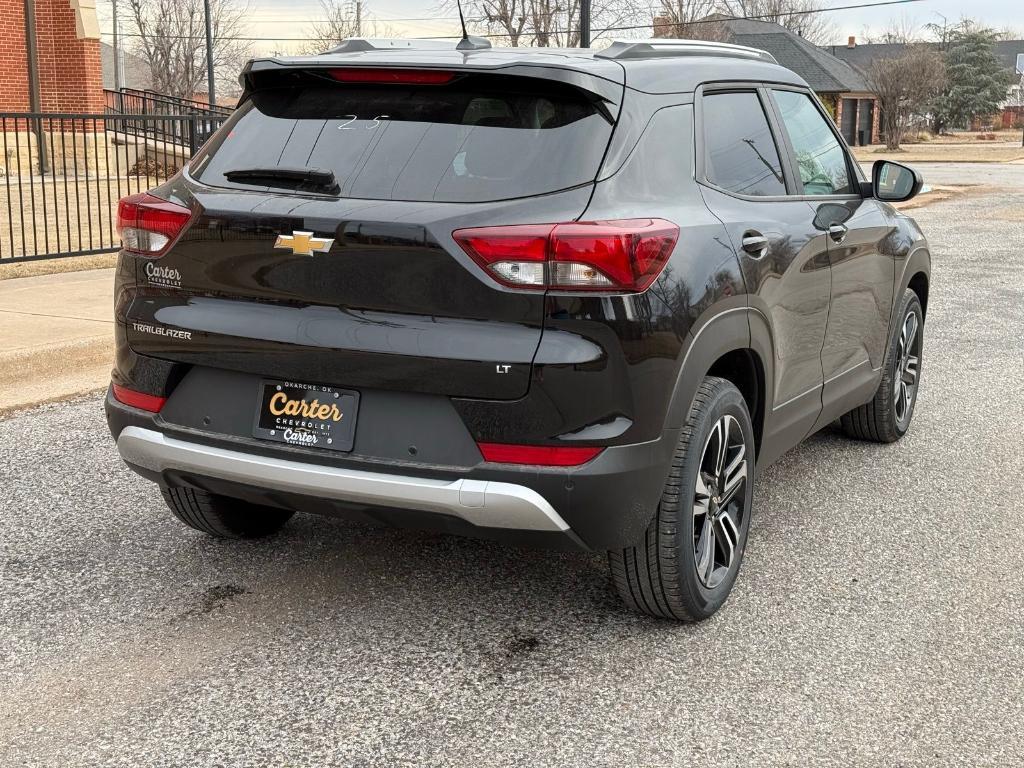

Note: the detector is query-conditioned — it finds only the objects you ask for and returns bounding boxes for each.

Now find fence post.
[188,117,198,155]
[34,115,48,176]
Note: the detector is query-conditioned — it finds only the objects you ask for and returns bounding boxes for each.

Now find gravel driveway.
[2,164,1023,767]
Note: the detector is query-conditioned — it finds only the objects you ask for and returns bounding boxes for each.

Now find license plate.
[253,380,358,452]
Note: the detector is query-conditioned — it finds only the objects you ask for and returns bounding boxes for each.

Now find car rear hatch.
[123,59,622,400]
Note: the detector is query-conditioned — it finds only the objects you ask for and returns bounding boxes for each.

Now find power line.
[99,0,931,42]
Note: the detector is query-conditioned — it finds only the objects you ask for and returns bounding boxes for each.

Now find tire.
[160,486,294,539]
[609,376,755,621]
[840,288,924,443]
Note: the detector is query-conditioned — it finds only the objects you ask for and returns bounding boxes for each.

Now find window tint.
[702,91,786,197]
[772,90,853,196]
[190,74,612,203]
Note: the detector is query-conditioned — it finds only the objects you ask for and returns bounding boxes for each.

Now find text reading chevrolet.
[106,38,931,620]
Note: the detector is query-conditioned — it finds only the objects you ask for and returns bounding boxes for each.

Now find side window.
[772,90,854,195]
[702,91,786,197]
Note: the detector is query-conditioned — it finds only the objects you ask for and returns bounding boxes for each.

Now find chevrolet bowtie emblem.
[274,231,335,256]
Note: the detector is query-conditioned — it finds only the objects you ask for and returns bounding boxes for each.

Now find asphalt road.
[2,164,1023,767]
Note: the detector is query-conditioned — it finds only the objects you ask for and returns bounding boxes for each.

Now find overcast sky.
[98,0,1024,58]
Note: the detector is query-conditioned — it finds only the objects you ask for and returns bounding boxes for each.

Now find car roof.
[242,38,811,96]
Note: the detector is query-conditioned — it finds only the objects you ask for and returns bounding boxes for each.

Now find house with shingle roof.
[653,16,881,144]
[828,37,1024,130]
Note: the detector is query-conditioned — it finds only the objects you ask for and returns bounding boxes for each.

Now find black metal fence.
[0,110,230,262]
[103,88,231,153]
[104,88,233,118]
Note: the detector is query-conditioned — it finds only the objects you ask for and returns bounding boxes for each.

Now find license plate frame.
[252,380,359,452]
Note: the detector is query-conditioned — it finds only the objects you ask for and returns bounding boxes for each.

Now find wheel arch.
[664,307,774,461]
[907,270,929,317]
[898,244,931,318]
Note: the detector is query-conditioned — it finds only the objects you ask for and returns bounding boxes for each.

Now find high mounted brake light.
[327,68,456,85]
[116,193,193,256]
[453,219,679,293]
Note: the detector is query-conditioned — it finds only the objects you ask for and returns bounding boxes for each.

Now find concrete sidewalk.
[0,268,114,415]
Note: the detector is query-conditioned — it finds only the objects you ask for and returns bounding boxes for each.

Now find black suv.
[106,38,930,621]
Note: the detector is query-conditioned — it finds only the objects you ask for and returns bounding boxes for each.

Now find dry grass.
[925,129,1023,144]
[0,174,156,260]
[0,252,118,280]
[853,141,1024,164]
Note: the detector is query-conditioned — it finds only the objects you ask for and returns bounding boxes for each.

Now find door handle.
[828,223,848,244]
[741,231,769,257]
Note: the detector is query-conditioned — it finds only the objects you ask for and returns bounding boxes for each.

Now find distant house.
[829,38,1024,130]
[100,42,155,92]
[653,17,880,145]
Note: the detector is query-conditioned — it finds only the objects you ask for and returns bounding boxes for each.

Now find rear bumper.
[106,386,677,551]
[117,425,570,534]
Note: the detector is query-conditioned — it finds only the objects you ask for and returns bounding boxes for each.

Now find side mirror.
[871,160,923,203]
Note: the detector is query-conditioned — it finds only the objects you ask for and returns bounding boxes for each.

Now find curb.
[0,335,111,418]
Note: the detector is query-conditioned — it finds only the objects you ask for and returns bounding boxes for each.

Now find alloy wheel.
[893,310,921,424]
[693,414,749,589]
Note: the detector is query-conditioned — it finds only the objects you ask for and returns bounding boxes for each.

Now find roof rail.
[595,39,776,64]
[326,37,490,54]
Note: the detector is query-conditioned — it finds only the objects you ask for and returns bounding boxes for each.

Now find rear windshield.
[190,73,614,203]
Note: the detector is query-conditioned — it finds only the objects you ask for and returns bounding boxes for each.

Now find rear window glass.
[702,91,786,197]
[190,73,613,203]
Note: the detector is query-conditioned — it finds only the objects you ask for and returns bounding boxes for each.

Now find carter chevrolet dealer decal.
[144,262,182,288]
[132,322,192,340]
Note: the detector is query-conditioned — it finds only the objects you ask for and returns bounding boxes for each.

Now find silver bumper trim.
[116,426,570,533]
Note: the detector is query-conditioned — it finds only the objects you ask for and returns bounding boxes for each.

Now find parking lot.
[1,163,1022,766]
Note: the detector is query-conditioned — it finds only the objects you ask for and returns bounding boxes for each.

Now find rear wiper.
[223,166,339,193]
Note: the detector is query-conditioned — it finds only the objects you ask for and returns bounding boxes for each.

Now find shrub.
[128,157,179,177]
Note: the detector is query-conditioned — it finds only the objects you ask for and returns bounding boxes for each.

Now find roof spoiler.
[238,37,498,90]
[596,39,777,64]
[237,47,624,106]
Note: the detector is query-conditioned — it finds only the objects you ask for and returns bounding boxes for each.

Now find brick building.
[0,0,104,113]
[830,38,1024,131]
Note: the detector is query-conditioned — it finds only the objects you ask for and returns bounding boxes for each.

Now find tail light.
[453,218,679,293]
[328,68,456,85]
[477,442,603,466]
[116,193,193,256]
[112,383,166,413]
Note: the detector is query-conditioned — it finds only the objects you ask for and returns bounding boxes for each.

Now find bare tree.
[439,0,527,46]
[719,0,832,44]
[858,15,919,44]
[529,0,642,47]
[301,0,397,54]
[126,0,251,101]
[864,44,946,149]
[472,0,530,46]
[656,0,727,41]
[445,0,643,47]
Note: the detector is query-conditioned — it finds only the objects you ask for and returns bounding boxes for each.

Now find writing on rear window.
[190,74,613,203]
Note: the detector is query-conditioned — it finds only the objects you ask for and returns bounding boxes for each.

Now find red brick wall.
[0,0,32,111]
[0,0,104,114]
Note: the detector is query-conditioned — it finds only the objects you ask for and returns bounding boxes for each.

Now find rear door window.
[702,91,786,197]
[190,73,613,203]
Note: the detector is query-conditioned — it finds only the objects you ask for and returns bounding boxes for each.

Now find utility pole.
[23,0,47,174]
[112,0,123,91]
[579,0,590,47]
[355,0,362,36]
[203,0,216,107]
